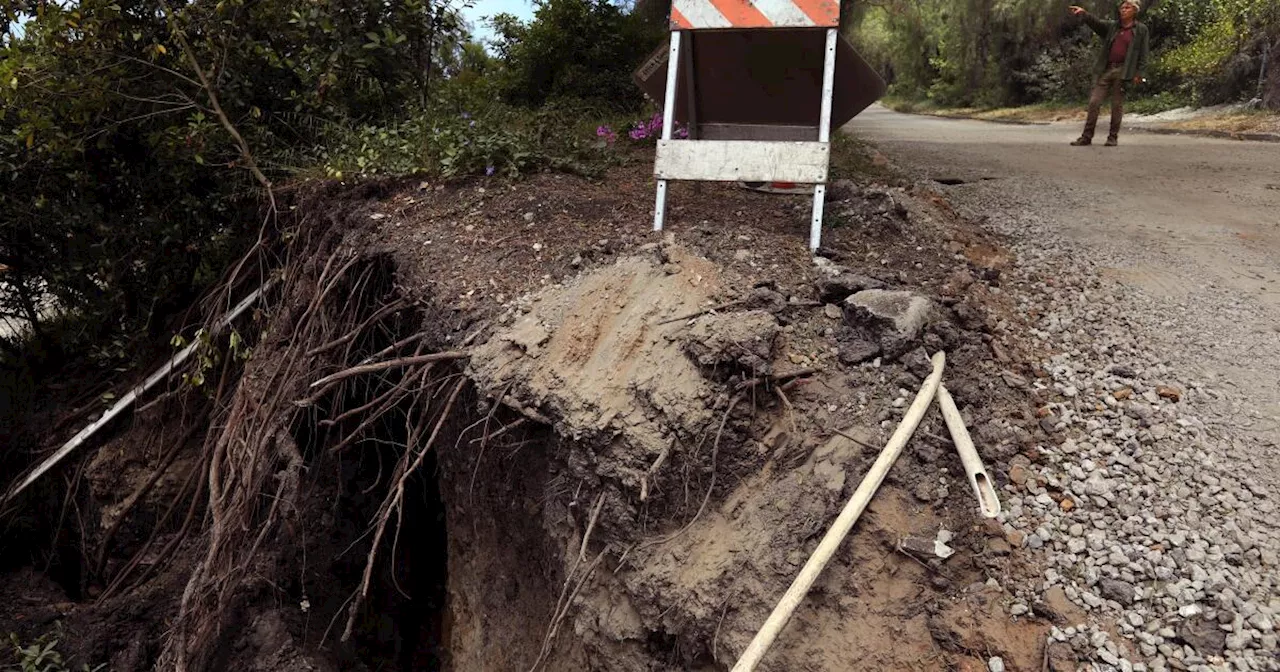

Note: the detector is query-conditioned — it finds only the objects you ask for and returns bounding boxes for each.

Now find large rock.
[843,289,934,359]
[1178,616,1227,657]
[815,272,886,304]
[1098,578,1136,606]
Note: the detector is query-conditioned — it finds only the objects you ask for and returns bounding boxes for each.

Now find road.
[850,105,1280,303]
[849,104,1280,479]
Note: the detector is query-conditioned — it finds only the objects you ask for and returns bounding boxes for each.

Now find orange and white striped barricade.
[653,0,842,250]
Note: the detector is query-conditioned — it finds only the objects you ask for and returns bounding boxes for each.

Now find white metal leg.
[817,28,837,143]
[654,31,683,232]
[809,184,826,251]
[809,27,838,251]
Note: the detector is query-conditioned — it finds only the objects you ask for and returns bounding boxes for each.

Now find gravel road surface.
[850,105,1280,671]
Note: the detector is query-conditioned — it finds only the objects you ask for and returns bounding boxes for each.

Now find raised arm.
[1069,6,1112,37]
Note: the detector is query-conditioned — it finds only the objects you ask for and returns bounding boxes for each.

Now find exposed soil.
[2,144,1067,671]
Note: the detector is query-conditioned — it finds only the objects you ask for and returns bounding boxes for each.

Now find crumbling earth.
[2,147,1083,671]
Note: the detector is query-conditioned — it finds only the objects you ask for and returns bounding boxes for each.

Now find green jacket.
[1083,14,1150,81]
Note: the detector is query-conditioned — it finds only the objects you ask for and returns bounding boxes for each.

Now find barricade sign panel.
[670,0,840,29]
[639,4,886,251]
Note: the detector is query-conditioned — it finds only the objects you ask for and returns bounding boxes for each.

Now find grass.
[829,132,904,184]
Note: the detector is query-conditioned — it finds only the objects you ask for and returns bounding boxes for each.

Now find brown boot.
[1104,136,1118,147]
[1071,137,1092,146]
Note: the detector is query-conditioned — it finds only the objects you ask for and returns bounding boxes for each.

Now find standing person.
[1068,1,1151,146]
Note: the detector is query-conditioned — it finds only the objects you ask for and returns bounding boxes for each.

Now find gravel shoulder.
[850,105,1280,671]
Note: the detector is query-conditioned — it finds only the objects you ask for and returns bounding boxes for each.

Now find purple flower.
[596,125,617,143]
[485,165,495,176]
[461,111,471,119]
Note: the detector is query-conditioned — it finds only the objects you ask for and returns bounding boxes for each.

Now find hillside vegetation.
[851,0,1280,111]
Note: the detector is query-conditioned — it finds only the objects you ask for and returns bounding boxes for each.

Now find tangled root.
[132,207,477,672]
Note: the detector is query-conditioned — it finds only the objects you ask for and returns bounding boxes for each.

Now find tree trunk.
[1264,39,1280,110]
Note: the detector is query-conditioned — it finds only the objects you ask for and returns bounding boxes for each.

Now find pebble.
[988,657,1006,672]
[945,177,1280,671]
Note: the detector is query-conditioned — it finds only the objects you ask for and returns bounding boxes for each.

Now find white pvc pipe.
[936,384,1001,518]
[731,351,946,672]
[1,284,268,507]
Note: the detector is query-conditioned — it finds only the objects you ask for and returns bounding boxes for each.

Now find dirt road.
[850,105,1280,456]
[850,105,1280,303]
[850,105,1280,670]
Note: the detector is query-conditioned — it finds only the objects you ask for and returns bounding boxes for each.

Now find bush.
[1012,40,1098,103]
[490,0,665,112]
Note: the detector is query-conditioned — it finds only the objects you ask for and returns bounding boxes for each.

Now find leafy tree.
[0,0,476,362]
[490,0,665,111]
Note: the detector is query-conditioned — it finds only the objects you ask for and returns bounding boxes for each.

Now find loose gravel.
[937,175,1280,672]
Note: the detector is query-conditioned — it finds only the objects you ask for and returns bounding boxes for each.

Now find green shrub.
[4,630,103,672]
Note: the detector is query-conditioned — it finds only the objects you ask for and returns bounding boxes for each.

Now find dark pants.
[1082,67,1126,141]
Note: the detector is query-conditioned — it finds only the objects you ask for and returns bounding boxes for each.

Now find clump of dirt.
[1,147,1063,672]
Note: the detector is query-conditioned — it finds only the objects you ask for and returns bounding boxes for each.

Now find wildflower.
[596,125,617,143]
[461,111,471,119]
[485,165,495,176]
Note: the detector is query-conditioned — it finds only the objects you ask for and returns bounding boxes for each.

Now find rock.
[1059,498,1076,512]
[1009,463,1031,486]
[900,535,953,559]
[683,310,780,374]
[837,334,881,365]
[1156,385,1182,402]
[823,303,842,320]
[1039,586,1077,624]
[988,656,1006,672]
[1010,603,1029,616]
[1177,616,1227,657]
[815,272,885,303]
[987,538,1012,556]
[1114,387,1133,400]
[901,347,934,380]
[1001,371,1029,389]
[844,289,934,358]
[1099,579,1136,606]
[1246,612,1273,632]
[1047,642,1077,672]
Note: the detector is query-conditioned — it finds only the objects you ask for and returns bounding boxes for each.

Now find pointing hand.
[1068,5,1087,15]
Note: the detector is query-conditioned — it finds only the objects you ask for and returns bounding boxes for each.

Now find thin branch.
[158,0,277,215]
[309,351,470,389]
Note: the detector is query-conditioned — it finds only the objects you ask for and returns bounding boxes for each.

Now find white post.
[809,27,838,251]
[654,31,683,232]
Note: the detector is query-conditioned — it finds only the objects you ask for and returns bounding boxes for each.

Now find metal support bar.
[809,27,838,251]
[654,31,683,232]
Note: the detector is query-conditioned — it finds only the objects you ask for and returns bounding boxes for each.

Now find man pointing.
[1069,0,1151,147]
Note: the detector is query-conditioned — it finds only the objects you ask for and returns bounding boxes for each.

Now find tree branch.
[158,0,277,216]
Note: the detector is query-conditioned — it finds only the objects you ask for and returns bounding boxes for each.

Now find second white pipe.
[936,384,1001,518]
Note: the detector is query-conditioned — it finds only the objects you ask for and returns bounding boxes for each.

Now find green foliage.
[4,631,103,672]
[314,100,615,180]
[853,0,1280,110]
[0,0,479,367]
[0,0,672,378]
[489,0,665,111]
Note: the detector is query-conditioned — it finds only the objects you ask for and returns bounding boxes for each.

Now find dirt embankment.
[2,150,1071,671]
